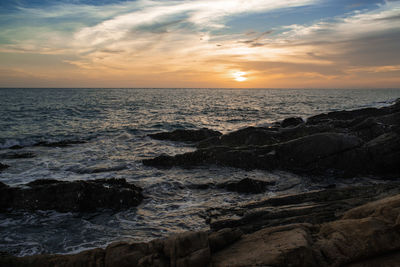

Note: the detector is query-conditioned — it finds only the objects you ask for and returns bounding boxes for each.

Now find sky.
[0,0,400,88]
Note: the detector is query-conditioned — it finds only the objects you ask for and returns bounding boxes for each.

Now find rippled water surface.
[1,88,400,256]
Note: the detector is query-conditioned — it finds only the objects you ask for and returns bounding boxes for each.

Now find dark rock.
[0,248,105,267]
[5,191,400,267]
[0,152,36,159]
[306,107,388,125]
[0,178,143,212]
[148,128,222,142]
[71,164,127,174]
[217,178,275,194]
[212,192,400,266]
[0,163,9,171]
[281,117,304,128]
[276,132,363,173]
[144,133,364,175]
[9,145,24,150]
[208,228,243,253]
[207,182,400,233]
[105,231,210,267]
[198,124,333,148]
[144,100,400,178]
[34,140,86,148]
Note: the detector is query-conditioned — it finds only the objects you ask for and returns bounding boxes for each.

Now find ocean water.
[1,88,400,256]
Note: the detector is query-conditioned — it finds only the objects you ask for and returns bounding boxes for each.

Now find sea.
[1,88,400,256]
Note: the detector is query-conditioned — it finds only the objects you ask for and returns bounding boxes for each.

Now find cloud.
[1,0,400,87]
[74,0,316,46]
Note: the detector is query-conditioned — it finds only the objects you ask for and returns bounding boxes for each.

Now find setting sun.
[233,71,247,82]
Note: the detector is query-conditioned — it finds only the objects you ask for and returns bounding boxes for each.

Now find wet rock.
[34,139,86,147]
[0,178,143,212]
[208,126,276,147]
[71,164,127,174]
[148,128,222,142]
[217,178,275,194]
[0,163,9,171]
[144,133,365,175]
[281,116,304,128]
[3,191,400,267]
[0,152,36,159]
[144,100,400,177]
[207,182,400,233]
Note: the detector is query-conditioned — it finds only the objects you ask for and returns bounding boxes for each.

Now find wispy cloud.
[1,0,400,87]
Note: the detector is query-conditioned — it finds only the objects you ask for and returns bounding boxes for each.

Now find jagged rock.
[312,193,400,266]
[0,163,9,171]
[0,178,143,212]
[144,132,364,175]
[212,193,400,267]
[148,128,222,142]
[3,192,400,266]
[207,183,400,233]
[144,99,400,178]
[281,117,304,128]
[197,124,333,148]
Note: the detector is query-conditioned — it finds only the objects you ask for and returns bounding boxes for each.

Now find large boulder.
[276,132,363,173]
[0,178,143,212]
[281,117,304,128]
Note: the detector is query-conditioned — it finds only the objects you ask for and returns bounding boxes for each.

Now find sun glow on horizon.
[233,71,247,82]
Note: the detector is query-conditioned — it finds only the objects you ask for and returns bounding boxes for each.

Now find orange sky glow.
[1,0,400,88]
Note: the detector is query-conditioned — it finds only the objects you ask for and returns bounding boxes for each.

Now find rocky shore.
[1,100,400,266]
[2,183,400,266]
[0,178,143,212]
[144,99,400,178]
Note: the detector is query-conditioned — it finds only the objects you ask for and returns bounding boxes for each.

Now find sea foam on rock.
[0,178,143,212]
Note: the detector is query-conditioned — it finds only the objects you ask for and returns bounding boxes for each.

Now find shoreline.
[1,98,399,266]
